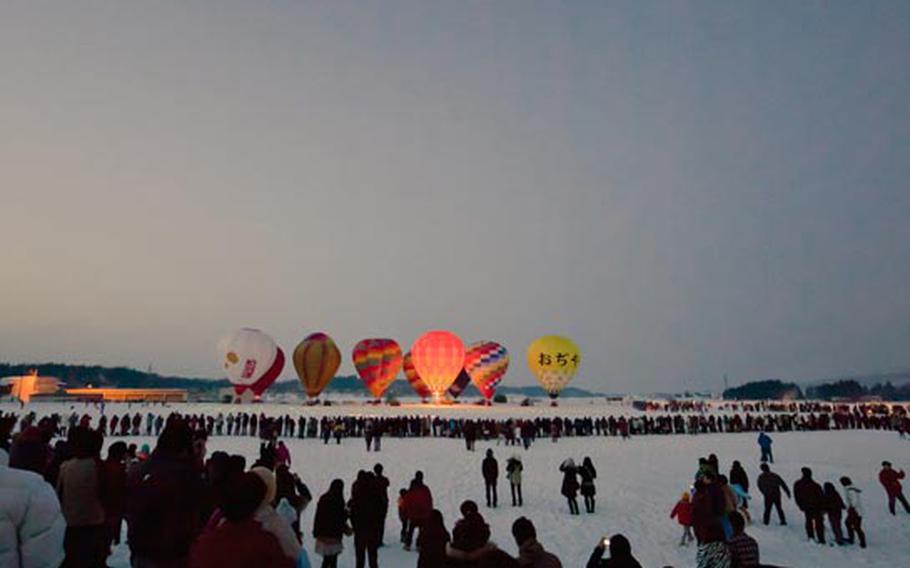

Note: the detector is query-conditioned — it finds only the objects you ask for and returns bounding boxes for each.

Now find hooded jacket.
[0,449,66,568]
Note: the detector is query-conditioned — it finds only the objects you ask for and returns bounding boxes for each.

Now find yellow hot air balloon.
[293,332,341,399]
[527,335,580,400]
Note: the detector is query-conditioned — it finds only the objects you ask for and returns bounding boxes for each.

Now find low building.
[64,387,188,403]
[1,374,62,403]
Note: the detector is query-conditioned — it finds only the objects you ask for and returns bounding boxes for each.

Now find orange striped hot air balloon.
[403,351,431,400]
[293,332,341,399]
[410,330,465,403]
[352,339,403,400]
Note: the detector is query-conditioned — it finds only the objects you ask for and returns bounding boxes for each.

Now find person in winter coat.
[878,461,910,515]
[822,482,846,545]
[559,459,580,515]
[757,432,773,463]
[511,516,562,568]
[793,467,826,544]
[251,467,303,564]
[506,455,523,506]
[190,472,296,568]
[101,441,128,550]
[669,492,694,546]
[372,464,390,546]
[416,509,449,568]
[757,463,789,526]
[313,479,349,568]
[482,449,499,508]
[691,474,730,568]
[579,457,597,513]
[275,464,311,541]
[275,441,291,468]
[585,534,642,568]
[396,489,409,545]
[727,511,759,568]
[450,500,491,558]
[56,426,107,568]
[349,470,382,568]
[729,461,749,494]
[0,446,66,568]
[840,476,866,548]
[402,474,433,550]
[127,419,205,567]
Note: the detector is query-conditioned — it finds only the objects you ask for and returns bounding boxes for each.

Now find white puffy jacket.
[0,449,66,568]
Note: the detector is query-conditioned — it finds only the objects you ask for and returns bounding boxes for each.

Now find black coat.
[349,478,383,535]
[757,471,789,501]
[560,464,579,498]
[482,456,498,482]
[313,493,348,539]
[794,477,824,513]
[579,464,597,497]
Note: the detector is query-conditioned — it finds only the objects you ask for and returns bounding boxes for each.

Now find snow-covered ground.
[7,401,910,567]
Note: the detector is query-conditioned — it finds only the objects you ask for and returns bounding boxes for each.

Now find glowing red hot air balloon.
[410,330,465,403]
[352,339,403,400]
[403,351,431,400]
[464,341,509,402]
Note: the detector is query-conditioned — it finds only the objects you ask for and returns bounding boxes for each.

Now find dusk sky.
[1,2,908,392]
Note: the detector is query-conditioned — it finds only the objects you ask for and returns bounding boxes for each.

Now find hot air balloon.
[403,352,431,400]
[464,341,509,402]
[527,335,580,402]
[410,330,465,403]
[218,328,284,399]
[447,368,471,399]
[352,339,403,400]
[293,332,341,399]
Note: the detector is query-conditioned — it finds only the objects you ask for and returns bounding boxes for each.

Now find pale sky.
[1,1,908,392]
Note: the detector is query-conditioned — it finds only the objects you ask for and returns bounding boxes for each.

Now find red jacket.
[190,519,293,568]
[670,500,693,526]
[879,468,905,496]
[404,485,433,523]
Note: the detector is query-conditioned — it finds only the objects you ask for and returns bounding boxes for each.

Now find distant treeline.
[723,378,910,401]
[0,362,600,399]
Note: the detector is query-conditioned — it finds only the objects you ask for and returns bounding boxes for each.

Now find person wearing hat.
[250,466,303,564]
[878,461,910,515]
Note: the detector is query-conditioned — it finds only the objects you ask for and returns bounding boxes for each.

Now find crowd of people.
[7,400,910,455]
[2,406,909,568]
[669,435,910,567]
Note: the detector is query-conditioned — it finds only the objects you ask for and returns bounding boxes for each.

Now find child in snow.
[670,492,694,546]
[397,488,409,544]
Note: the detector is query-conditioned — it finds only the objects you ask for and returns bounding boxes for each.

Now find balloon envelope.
[447,368,471,399]
[526,335,580,398]
[293,332,341,398]
[248,347,284,396]
[403,352,432,399]
[218,328,280,393]
[410,330,465,401]
[352,339,403,399]
[464,341,509,401]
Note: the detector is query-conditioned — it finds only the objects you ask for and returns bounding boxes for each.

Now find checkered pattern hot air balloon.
[293,332,341,399]
[352,339,403,399]
[464,341,510,401]
[410,330,465,403]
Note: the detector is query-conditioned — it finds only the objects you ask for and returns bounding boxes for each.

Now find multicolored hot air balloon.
[293,332,341,399]
[527,335,580,401]
[464,341,509,402]
[410,330,465,403]
[352,339,403,400]
[403,352,431,400]
[447,368,471,399]
[218,328,284,398]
